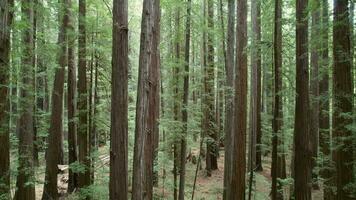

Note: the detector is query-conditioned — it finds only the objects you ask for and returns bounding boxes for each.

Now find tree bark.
[132,0,160,199]
[42,0,69,198]
[230,0,247,198]
[77,0,90,190]
[310,0,321,190]
[15,0,36,199]
[0,0,13,197]
[271,0,284,199]
[110,0,128,199]
[294,0,312,198]
[178,0,191,199]
[319,1,332,199]
[205,0,218,176]
[223,0,235,198]
[332,0,354,199]
[67,0,78,192]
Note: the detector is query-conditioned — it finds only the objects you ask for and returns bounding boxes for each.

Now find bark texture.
[132,0,160,199]
[77,0,90,189]
[67,0,78,192]
[42,0,69,198]
[294,0,312,198]
[332,0,354,199]
[230,0,247,198]
[223,0,235,198]
[178,0,191,199]
[110,0,129,199]
[15,0,36,199]
[0,0,13,198]
[271,0,284,199]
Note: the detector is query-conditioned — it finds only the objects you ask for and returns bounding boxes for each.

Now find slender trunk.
[173,7,180,200]
[67,0,78,192]
[42,0,68,198]
[230,0,247,198]
[178,0,191,199]
[32,0,39,166]
[205,0,218,176]
[310,0,321,190]
[271,0,284,199]
[248,0,261,198]
[294,0,312,198]
[15,0,36,199]
[0,0,13,197]
[319,1,332,199]
[132,0,160,199]
[223,0,235,198]
[77,0,90,190]
[332,0,354,199]
[110,0,128,198]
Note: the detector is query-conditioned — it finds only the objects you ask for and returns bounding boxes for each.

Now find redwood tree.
[319,0,332,198]
[223,0,235,198]
[332,0,354,199]
[294,0,312,198]
[230,0,248,198]
[271,0,284,199]
[110,0,128,199]
[77,0,90,189]
[178,0,191,199]
[67,0,78,192]
[15,0,36,199]
[132,0,160,199]
[42,0,69,198]
[0,0,13,198]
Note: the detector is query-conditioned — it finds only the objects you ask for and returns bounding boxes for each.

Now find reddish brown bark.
[132,0,160,199]
[294,0,312,199]
[0,0,13,198]
[271,0,285,199]
[110,0,128,199]
[230,0,247,198]
[42,1,69,199]
[332,0,354,199]
[205,0,218,176]
[67,0,78,192]
[15,0,36,199]
[178,0,191,198]
[77,0,90,190]
[319,1,332,199]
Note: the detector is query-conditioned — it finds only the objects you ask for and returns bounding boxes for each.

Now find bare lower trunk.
[294,0,312,199]
[230,0,247,198]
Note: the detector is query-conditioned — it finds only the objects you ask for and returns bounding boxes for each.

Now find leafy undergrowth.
[27,147,323,200]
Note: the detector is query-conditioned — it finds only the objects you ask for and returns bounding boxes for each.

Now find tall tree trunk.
[67,0,78,192]
[15,0,36,199]
[110,0,128,198]
[0,0,13,197]
[223,0,235,198]
[294,0,312,198]
[332,0,354,199]
[132,0,160,199]
[42,0,68,198]
[319,1,332,199]
[77,0,90,190]
[205,0,218,176]
[173,7,180,200]
[178,0,191,199]
[230,0,247,198]
[271,0,284,199]
[310,0,321,190]
[248,1,262,197]
[32,0,39,166]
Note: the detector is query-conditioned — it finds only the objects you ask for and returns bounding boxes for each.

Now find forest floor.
[23,147,323,200]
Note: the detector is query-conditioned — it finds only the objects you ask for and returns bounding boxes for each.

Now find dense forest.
[0,0,355,199]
